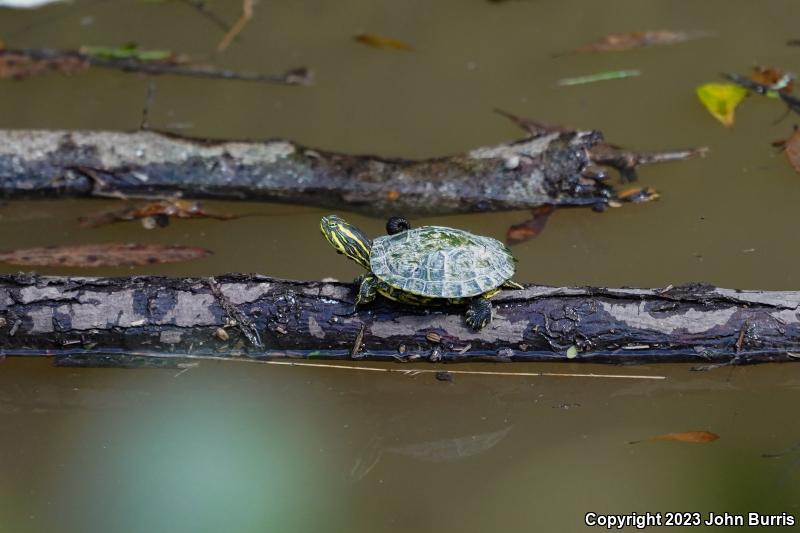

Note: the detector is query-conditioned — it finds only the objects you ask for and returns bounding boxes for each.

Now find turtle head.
[320,215,372,270]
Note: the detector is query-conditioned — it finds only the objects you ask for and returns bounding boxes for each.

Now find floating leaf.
[783,126,800,174]
[506,206,554,244]
[0,243,211,267]
[567,30,715,54]
[79,43,176,62]
[78,200,237,228]
[629,430,719,444]
[696,83,748,127]
[556,69,641,87]
[354,33,413,51]
[749,66,795,97]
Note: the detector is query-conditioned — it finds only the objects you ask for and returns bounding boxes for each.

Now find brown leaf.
[629,430,719,444]
[78,200,237,228]
[506,206,555,244]
[0,243,212,267]
[568,30,714,54]
[784,127,800,174]
[354,33,414,51]
[749,66,794,94]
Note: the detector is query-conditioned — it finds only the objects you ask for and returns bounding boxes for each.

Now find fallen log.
[1,274,798,368]
[0,128,698,215]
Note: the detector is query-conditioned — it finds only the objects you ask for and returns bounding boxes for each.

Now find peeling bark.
[1,274,799,368]
[1,128,623,215]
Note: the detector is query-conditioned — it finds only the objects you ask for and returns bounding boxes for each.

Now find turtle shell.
[370,226,516,298]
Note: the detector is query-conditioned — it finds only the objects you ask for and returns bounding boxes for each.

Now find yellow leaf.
[696,83,748,127]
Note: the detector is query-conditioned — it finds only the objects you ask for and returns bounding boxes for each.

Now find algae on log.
[1,274,799,368]
[0,129,613,215]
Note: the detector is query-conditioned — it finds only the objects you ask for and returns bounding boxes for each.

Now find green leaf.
[80,44,173,62]
[696,83,748,127]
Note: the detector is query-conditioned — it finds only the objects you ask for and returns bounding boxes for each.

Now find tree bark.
[0,128,616,215]
[1,274,798,368]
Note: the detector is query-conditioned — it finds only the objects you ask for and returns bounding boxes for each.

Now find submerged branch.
[1,274,799,368]
[0,48,312,85]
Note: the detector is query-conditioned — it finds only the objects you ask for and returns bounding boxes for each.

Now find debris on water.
[506,206,554,245]
[748,66,795,97]
[556,69,641,87]
[629,431,720,444]
[775,126,800,174]
[435,371,454,383]
[80,43,177,62]
[385,427,512,462]
[354,33,414,51]
[696,83,748,127]
[723,72,800,115]
[217,0,255,52]
[0,243,212,267]
[563,30,715,54]
[0,47,312,85]
[616,186,660,203]
[78,200,238,228]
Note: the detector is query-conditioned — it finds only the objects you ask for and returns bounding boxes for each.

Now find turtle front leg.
[354,274,380,308]
[465,296,493,330]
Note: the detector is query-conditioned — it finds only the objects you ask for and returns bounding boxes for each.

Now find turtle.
[319,214,523,330]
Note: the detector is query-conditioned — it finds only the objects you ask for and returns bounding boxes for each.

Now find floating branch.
[0,128,700,215]
[1,274,798,368]
[0,48,312,85]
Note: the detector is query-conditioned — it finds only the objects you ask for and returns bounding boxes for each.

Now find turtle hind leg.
[355,274,379,307]
[503,280,524,290]
[465,296,493,330]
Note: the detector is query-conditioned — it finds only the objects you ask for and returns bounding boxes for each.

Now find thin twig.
[217,0,255,52]
[140,79,157,131]
[53,350,666,380]
[180,0,230,33]
[350,324,366,359]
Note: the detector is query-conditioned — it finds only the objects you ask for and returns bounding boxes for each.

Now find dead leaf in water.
[0,243,212,267]
[566,30,714,54]
[783,126,800,174]
[696,83,748,127]
[506,206,554,244]
[354,33,414,51]
[629,430,719,444]
[749,66,794,96]
[78,200,238,228]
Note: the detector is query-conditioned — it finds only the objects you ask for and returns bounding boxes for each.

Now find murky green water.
[1,0,800,531]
